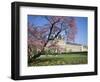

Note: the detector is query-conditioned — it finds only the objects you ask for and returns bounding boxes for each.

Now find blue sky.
[28,15,88,45]
[75,17,88,45]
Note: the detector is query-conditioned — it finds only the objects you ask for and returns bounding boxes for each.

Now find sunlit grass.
[28,53,88,66]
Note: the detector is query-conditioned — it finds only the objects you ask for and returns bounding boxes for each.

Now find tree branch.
[49,22,63,40]
[42,18,61,50]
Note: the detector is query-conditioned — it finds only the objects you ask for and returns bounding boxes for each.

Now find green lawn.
[28,52,88,66]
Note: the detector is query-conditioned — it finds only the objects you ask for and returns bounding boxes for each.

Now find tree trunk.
[32,52,42,59]
[31,49,45,61]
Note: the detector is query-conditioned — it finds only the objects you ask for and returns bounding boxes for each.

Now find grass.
[28,52,88,66]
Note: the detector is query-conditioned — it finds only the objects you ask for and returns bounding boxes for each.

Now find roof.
[66,42,82,46]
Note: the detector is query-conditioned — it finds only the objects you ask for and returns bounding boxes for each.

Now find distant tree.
[28,16,77,60]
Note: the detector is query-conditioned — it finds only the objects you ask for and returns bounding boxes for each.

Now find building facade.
[46,39,88,53]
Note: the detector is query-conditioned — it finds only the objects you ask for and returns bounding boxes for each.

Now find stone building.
[46,39,88,53]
